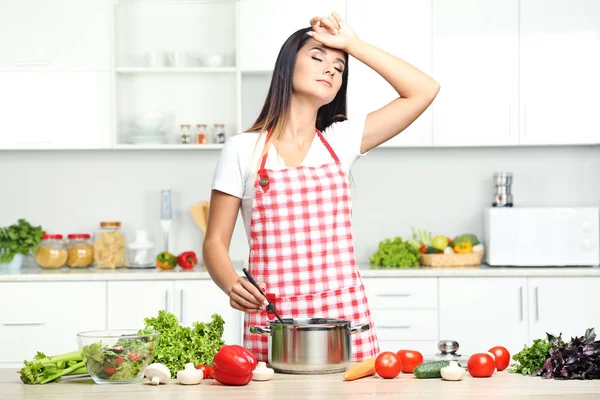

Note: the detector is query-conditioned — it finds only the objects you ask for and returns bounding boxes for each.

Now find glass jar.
[214,123,226,144]
[93,222,127,269]
[66,233,94,268]
[34,234,68,269]
[195,124,207,144]
[180,124,191,144]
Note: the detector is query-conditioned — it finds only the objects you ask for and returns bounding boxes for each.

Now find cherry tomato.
[488,346,510,371]
[115,357,124,365]
[104,366,116,375]
[467,353,496,378]
[206,364,215,379]
[196,364,208,378]
[375,352,402,379]
[396,350,424,373]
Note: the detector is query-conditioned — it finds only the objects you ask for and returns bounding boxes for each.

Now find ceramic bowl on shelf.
[134,112,165,132]
[199,54,226,67]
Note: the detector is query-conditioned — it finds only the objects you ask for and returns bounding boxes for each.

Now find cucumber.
[413,361,450,379]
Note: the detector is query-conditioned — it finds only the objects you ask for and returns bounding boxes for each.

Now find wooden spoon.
[190,201,207,236]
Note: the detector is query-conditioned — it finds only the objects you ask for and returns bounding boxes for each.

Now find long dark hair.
[246,27,350,158]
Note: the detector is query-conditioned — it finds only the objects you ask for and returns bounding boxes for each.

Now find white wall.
[1,145,598,265]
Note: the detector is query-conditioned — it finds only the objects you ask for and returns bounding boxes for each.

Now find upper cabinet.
[432,0,519,147]
[519,0,600,145]
[239,0,346,72]
[0,0,111,70]
[347,0,433,147]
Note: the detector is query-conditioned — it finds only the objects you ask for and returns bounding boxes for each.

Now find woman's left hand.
[308,11,359,52]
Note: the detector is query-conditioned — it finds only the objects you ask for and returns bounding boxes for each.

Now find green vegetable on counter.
[452,233,480,246]
[0,219,44,263]
[413,361,450,379]
[139,310,225,378]
[369,236,421,268]
[509,338,553,375]
[17,350,87,385]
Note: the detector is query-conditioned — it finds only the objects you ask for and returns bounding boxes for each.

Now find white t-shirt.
[211,115,368,244]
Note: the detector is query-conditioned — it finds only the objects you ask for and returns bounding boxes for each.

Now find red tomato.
[115,357,124,365]
[375,352,402,379]
[196,364,208,378]
[396,350,424,373]
[467,353,496,378]
[488,346,510,371]
[206,364,215,379]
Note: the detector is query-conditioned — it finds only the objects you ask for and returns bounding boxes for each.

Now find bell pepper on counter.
[156,251,178,269]
[177,251,198,269]
[212,345,257,386]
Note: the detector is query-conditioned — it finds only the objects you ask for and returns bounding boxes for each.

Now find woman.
[204,11,439,362]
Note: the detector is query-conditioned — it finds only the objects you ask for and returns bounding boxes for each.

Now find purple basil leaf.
[584,328,596,345]
[561,367,569,378]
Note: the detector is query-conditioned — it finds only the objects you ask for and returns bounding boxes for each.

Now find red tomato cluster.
[373,349,424,379]
[467,346,511,378]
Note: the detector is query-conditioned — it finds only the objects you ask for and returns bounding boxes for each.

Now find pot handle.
[350,323,370,335]
[249,325,272,336]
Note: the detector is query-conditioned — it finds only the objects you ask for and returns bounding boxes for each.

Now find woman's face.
[292,38,346,105]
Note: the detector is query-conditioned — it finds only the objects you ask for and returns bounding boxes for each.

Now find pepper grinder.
[160,189,172,252]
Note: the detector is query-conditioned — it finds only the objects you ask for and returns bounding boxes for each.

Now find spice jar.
[93,222,127,269]
[180,124,192,144]
[66,234,94,268]
[34,234,68,269]
[214,123,226,144]
[195,124,207,144]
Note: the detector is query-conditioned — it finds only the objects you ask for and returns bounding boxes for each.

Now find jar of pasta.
[93,222,127,269]
[66,234,94,268]
[34,234,68,269]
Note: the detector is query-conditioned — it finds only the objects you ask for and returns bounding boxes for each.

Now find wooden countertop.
[2,368,599,400]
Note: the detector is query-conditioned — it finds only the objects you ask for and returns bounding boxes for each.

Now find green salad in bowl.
[77,330,159,384]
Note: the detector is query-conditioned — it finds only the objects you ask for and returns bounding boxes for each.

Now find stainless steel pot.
[249,318,370,374]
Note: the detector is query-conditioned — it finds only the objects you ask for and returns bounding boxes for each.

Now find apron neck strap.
[259,128,339,171]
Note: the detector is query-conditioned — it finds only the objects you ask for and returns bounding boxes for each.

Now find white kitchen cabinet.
[519,0,600,145]
[0,0,111,71]
[439,278,528,357]
[239,0,346,72]
[0,282,106,366]
[432,0,519,146]
[107,281,174,330]
[175,280,243,346]
[0,71,112,149]
[528,277,600,341]
[346,0,433,147]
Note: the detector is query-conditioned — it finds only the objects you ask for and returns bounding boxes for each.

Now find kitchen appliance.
[160,189,172,252]
[484,207,599,266]
[249,318,370,374]
[492,172,513,207]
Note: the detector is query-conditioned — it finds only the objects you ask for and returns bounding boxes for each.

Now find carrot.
[343,358,376,381]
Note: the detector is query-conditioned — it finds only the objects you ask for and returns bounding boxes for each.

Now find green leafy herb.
[139,310,225,378]
[509,337,554,375]
[0,219,44,263]
[369,236,421,268]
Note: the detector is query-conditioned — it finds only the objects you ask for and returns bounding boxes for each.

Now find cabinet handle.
[509,105,512,136]
[2,321,45,326]
[180,289,184,325]
[164,290,168,311]
[534,287,539,322]
[377,294,411,298]
[519,286,523,321]
[523,104,527,137]
[376,325,412,329]
[14,61,49,67]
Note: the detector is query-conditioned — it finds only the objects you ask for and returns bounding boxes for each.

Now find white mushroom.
[177,362,204,385]
[145,363,171,385]
[252,361,274,381]
[440,361,467,381]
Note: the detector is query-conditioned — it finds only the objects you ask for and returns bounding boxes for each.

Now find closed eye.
[312,56,323,62]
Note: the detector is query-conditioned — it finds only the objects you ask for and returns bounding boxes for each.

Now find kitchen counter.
[0,263,599,282]
[2,368,599,400]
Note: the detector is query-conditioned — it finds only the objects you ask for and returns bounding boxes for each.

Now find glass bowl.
[76,330,159,384]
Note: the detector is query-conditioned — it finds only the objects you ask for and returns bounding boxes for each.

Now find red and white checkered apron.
[243,129,379,363]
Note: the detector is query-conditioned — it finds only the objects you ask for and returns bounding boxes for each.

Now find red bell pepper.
[212,345,257,386]
[177,251,198,269]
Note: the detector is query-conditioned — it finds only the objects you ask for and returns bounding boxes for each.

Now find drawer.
[377,341,439,355]
[363,278,438,309]
[370,309,438,341]
[0,282,106,362]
